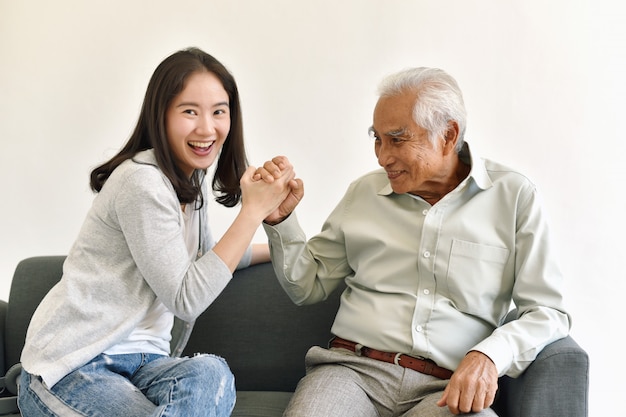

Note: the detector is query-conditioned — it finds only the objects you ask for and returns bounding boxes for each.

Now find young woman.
[17,47,295,417]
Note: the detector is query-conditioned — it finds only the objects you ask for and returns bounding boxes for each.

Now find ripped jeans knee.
[135,353,236,417]
[18,353,236,417]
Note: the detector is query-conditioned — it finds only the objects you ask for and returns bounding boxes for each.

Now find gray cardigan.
[21,149,250,388]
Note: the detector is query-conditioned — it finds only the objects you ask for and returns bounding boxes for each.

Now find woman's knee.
[145,354,234,384]
[138,354,235,416]
[182,354,234,385]
[176,355,236,412]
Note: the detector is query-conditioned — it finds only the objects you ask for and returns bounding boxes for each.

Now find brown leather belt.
[330,337,453,380]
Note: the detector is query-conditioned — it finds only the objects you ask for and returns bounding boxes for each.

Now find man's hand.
[437,351,498,414]
[254,156,304,225]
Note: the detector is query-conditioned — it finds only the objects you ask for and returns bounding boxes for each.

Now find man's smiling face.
[371,91,447,197]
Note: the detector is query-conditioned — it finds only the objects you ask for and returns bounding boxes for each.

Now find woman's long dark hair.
[90,47,248,207]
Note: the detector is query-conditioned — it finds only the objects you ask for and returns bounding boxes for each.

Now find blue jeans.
[18,353,236,417]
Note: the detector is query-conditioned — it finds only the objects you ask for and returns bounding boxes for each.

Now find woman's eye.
[183,109,197,116]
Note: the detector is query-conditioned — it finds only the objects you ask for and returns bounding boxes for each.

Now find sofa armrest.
[0,299,7,375]
[493,335,589,417]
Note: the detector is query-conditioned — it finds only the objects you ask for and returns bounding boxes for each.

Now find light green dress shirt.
[263,143,570,377]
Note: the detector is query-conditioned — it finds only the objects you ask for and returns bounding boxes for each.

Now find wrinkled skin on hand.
[437,351,498,414]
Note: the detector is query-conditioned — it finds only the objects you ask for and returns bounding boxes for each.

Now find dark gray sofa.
[0,256,589,416]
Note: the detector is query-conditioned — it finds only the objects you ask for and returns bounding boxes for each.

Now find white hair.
[378,67,467,151]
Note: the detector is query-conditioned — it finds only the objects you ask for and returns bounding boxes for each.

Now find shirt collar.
[377,141,492,197]
[464,142,492,191]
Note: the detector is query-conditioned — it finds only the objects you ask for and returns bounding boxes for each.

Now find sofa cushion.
[181,262,343,392]
[232,391,292,417]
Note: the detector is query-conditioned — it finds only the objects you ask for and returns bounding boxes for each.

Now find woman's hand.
[212,160,298,272]
[239,156,299,222]
[253,156,304,225]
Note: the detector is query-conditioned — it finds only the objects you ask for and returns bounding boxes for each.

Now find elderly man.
[258,67,570,416]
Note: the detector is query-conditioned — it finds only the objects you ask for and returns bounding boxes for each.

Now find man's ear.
[443,121,460,154]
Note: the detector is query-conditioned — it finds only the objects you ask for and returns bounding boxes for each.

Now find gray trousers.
[284,346,498,417]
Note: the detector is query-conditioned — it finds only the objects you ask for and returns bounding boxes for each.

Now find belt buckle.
[395,353,428,366]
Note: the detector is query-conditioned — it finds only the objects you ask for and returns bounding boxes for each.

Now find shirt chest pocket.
[444,239,511,317]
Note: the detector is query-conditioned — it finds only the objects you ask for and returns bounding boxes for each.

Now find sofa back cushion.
[181,262,342,392]
[5,256,65,368]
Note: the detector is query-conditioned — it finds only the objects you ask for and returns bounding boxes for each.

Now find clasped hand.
[242,156,303,225]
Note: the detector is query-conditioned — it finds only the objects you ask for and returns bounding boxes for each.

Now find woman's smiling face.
[165,70,230,178]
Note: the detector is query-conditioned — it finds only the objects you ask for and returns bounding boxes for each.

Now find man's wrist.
[263,213,292,226]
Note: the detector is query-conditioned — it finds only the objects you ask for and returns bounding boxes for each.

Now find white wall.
[1,1,621,415]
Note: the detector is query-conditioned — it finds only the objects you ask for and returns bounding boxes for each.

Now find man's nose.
[376,142,393,167]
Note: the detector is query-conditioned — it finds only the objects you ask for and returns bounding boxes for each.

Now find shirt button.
[416,325,423,332]
[422,209,428,215]
[423,251,431,258]
[423,289,430,295]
